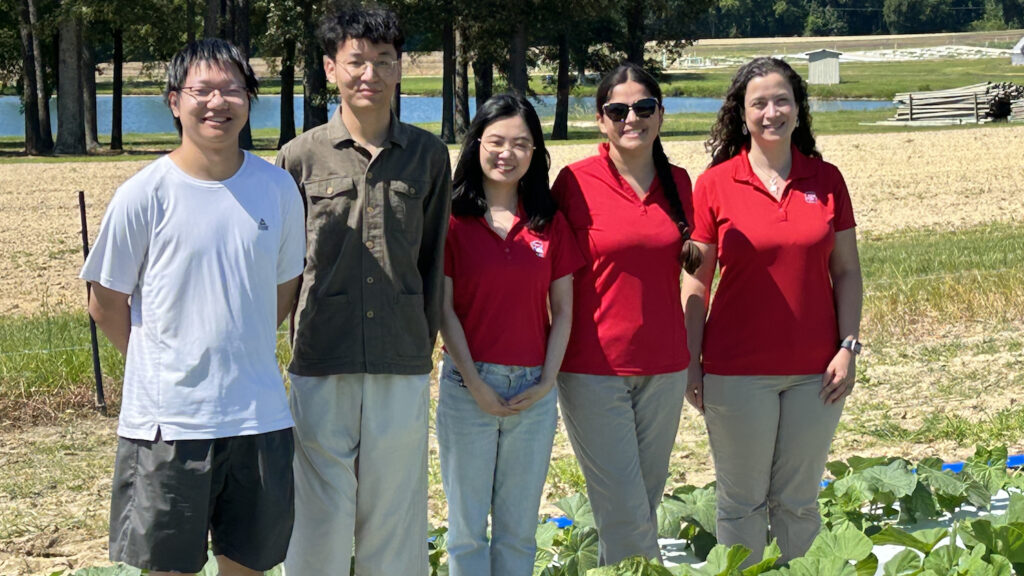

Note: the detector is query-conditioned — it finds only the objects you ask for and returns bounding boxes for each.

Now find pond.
[0,94,893,137]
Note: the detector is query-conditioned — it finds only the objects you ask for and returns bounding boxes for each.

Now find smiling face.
[168,61,249,150]
[325,37,400,113]
[743,72,797,148]
[478,114,534,191]
[597,80,663,156]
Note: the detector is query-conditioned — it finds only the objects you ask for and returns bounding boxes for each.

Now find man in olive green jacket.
[274,7,450,576]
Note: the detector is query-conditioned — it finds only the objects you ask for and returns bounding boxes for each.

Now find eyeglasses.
[341,59,400,78]
[478,138,535,156]
[602,97,660,122]
[179,85,249,106]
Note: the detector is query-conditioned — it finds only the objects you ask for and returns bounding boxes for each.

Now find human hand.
[820,349,856,405]
[685,369,704,414]
[507,379,555,413]
[465,377,517,417]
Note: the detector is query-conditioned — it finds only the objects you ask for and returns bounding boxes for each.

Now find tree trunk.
[187,0,196,43]
[440,16,455,144]
[625,1,645,65]
[232,0,253,149]
[552,31,570,141]
[509,22,529,94]
[111,28,123,150]
[18,0,43,155]
[204,0,223,38]
[473,58,492,110]
[277,36,296,148]
[28,0,52,150]
[54,12,86,155]
[82,40,100,150]
[302,0,327,130]
[454,27,469,139]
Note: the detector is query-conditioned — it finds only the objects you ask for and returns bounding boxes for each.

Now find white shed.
[807,49,842,85]
[1013,36,1024,66]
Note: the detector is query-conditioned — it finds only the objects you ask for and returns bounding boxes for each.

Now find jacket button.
[366,277,374,284]
[366,310,375,318]
[365,240,374,249]
[326,186,334,195]
[366,171,373,180]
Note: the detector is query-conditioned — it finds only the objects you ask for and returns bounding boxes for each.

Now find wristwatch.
[840,337,862,355]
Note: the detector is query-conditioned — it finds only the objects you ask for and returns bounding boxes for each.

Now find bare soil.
[2,126,1024,575]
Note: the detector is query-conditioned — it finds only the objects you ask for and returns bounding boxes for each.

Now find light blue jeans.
[436,354,558,576]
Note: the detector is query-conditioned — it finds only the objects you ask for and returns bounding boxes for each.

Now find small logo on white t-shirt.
[258,218,269,231]
[530,240,545,258]
[803,193,818,204]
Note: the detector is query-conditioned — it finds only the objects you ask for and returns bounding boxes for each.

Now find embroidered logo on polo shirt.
[258,218,269,231]
[530,240,545,258]
[803,193,818,204]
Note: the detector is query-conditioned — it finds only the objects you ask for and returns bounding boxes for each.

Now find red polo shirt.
[444,210,584,366]
[552,143,694,376]
[692,146,856,376]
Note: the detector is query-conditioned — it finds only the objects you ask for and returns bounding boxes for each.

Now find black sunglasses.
[602,97,660,122]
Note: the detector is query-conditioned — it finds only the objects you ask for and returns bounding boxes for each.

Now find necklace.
[767,175,779,196]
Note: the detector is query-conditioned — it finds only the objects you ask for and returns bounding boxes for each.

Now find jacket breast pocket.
[387,179,425,242]
[304,176,357,225]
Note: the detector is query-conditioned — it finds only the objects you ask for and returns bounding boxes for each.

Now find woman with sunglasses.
[681,57,862,566]
[437,93,584,576]
[551,62,702,565]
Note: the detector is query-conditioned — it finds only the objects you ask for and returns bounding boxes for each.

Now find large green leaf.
[658,497,687,539]
[780,557,857,576]
[846,456,891,473]
[806,523,874,563]
[921,543,966,573]
[871,526,949,555]
[881,549,923,576]
[1004,493,1024,525]
[961,519,1024,562]
[898,482,939,524]
[535,522,561,576]
[560,526,600,576]
[556,493,597,530]
[585,556,675,576]
[700,543,751,575]
[676,485,719,536]
[741,540,782,576]
[861,460,918,500]
[854,553,878,576]
[964,446,1009,498]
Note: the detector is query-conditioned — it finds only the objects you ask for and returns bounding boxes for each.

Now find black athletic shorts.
[108,428,294,573]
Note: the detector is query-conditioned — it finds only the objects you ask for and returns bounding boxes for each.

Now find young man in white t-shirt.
[80,38,305,576]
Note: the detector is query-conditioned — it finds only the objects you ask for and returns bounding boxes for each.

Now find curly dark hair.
[452,93,555,232]
[597,62,701,275]
[706,57,820,167]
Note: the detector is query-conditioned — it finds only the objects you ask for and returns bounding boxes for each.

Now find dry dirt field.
[2,126,1024,575]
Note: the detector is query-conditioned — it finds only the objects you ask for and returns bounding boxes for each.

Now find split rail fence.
[892,82,1024,124]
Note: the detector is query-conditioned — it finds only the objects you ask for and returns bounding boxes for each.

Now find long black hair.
[706,57,820,167]
[596,62,701,275]
[451,93,556,232]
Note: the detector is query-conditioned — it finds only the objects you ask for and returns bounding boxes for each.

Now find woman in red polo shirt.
[551,63,702,565]
[437,93,584,576]
[682,57,863,566]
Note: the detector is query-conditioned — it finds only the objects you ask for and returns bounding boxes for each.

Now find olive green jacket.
[276,111,451,376]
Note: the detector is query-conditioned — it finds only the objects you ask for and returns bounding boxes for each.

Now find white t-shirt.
[81,152,306,441]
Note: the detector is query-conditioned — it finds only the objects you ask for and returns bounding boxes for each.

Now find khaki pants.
[557,370,686,566]
[703,373,844,566]
[284,373,430,576]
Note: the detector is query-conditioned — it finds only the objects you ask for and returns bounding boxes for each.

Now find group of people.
[81,5,862,576]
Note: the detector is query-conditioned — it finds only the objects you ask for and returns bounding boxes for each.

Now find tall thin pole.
[78,190,107,415]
